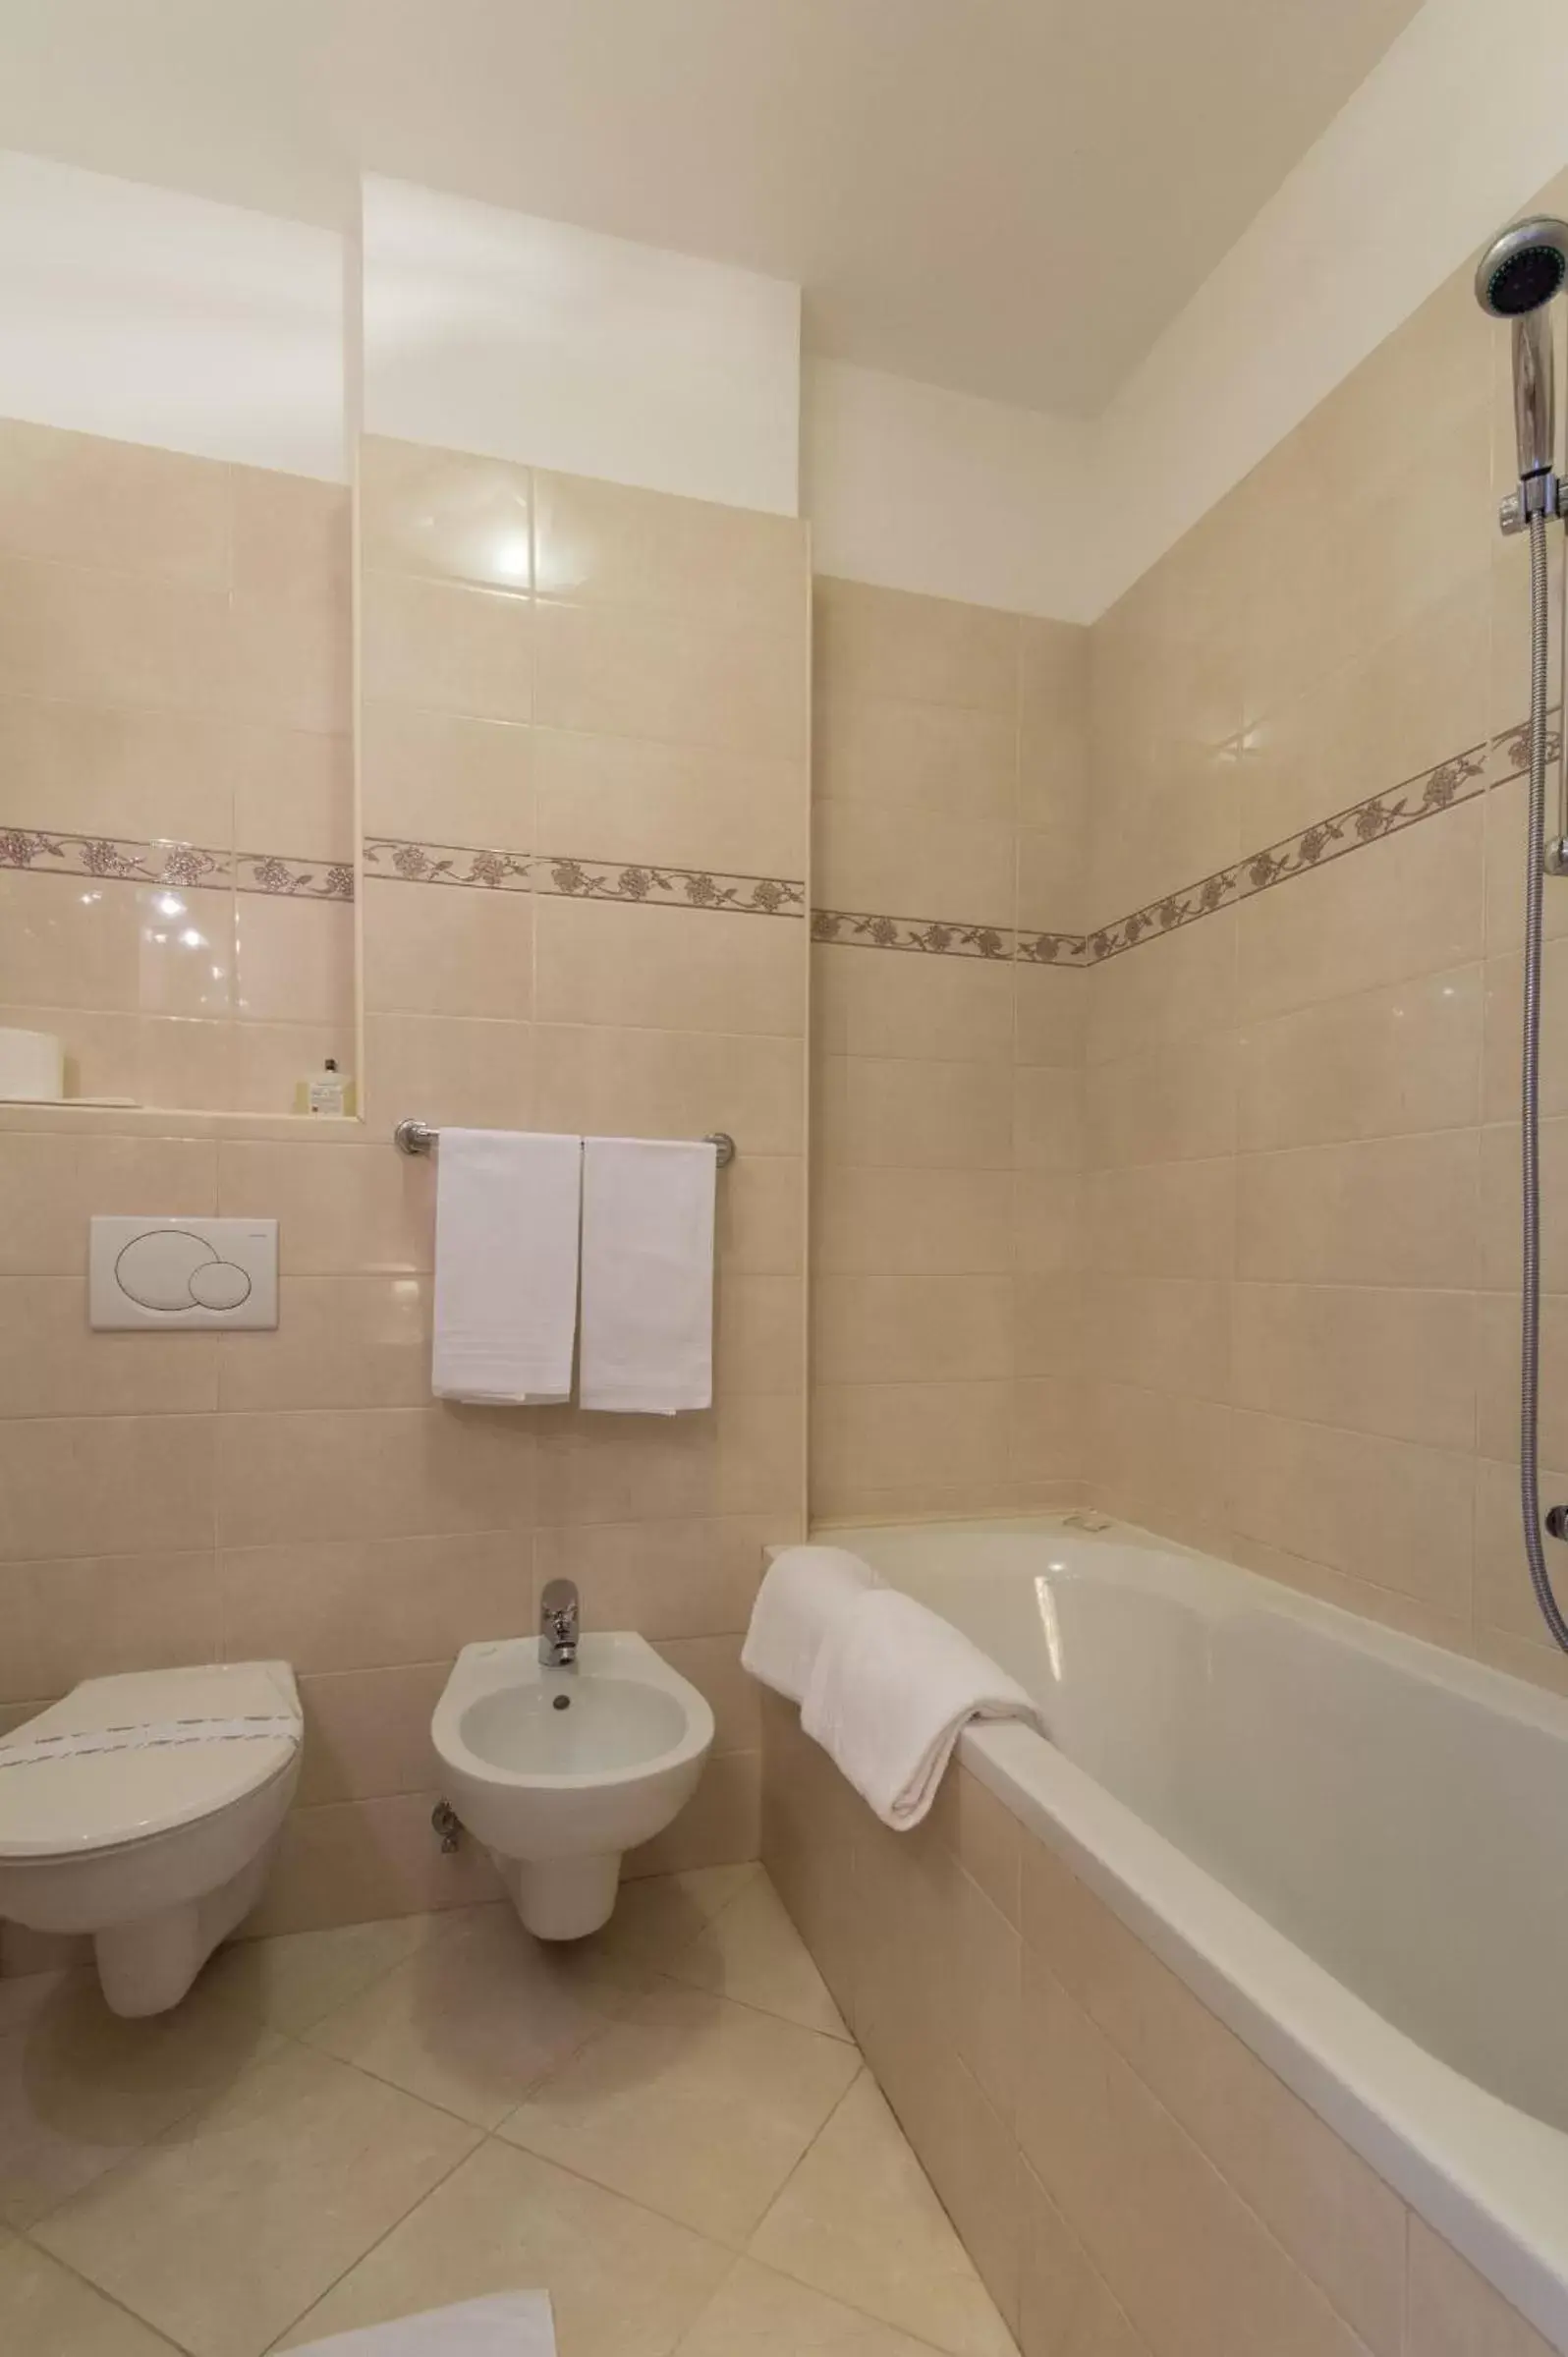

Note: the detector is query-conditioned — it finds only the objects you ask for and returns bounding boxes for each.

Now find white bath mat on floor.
[288,2293,555,2354]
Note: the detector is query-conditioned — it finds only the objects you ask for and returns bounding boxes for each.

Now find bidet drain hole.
[553,1694,571,1711]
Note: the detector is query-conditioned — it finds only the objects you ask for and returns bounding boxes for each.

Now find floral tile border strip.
[811,715,1553,968]
[1085,728,1512,963]
[811,907,1015,959]
[365,835,806,918]
[0,826,353,900]
[363,838,530,891]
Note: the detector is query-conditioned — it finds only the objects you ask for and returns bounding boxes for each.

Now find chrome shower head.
[1476,217,1568,483]
[1476,217,1568,317]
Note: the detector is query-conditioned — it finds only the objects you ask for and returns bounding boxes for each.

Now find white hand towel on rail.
[802,1587,1037,1829]
[432,1129,582,1405]
[741,1544,877,1704]
[580,1136,715,1413]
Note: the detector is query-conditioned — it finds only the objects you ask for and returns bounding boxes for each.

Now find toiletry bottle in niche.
[296,1057,356,1117]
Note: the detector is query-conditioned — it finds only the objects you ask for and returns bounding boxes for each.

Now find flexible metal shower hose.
[1519,511,1568,1648]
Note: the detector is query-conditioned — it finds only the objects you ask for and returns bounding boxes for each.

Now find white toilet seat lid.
[0,1661,302,1859]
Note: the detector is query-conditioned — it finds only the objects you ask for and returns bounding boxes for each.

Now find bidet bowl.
[431,1632,714,1937]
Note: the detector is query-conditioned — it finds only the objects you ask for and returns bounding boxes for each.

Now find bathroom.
[3,1,1568,2352]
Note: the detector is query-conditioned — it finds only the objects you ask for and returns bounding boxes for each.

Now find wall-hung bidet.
[1476,215,1568,1650]
[0,1660,302,2016]
[431,1585,713,1939]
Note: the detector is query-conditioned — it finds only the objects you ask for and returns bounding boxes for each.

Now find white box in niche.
[88,1216,278,1330]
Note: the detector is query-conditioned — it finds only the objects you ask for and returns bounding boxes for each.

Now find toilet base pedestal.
[494,1850,621,1940]
[93,1843,273,2017]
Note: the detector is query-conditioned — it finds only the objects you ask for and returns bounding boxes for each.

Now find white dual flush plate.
[88,1216,278,1330]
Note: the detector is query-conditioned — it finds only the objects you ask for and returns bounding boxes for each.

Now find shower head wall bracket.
[1498,469,1567,534]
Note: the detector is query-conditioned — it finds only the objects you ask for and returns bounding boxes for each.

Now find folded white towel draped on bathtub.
[288,2291,555,2355]
[740,1543,877,1704]
[801,1586,1037,1829]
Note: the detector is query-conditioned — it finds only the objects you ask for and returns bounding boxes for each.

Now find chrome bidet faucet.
[539,1578,580,1669]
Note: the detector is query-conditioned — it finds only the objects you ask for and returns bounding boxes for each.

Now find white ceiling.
[0,0,1426,414]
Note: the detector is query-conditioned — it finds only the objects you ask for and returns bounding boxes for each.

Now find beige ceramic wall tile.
[249,1790,502,1935]
[1018,1955,1370,2357]
[1087,915,1237,1066]
[814,945,1017,1064]
[534,469,807,637]
[535,897,802,1038]
[226,583,350,739]
[219,1530,529,1671]
[1230,1281,1477,1450]
[811,1380,1014,1502]
[1484,937,1568,1121]
[0,1274,217,1419]
[1236,1130,1482,1288]
[813,1167,1015,1274]
[534,1023,805,1157]
[0,419,231,586]
[296,1662,451,1804]
[816,693,1019,823]
[215,1274,432,1412]
[0,1414,215,1562]
[232,896,354,1029]
[0,697,232,845]
[360,437,532,590]
[215,1140,429,1274]
[1090,1274,1229,1401]
[813,1273,1014,1386]
[360,701,532,848]
[814,577,1018,713]
[534,597,804,760]
[1085,1034,1237,1169]
[533,726,804,878]
[0,1132,217,1273]
[532,1515,770,1640]
[627,1748,762,1876]
[0,555,230,714]
[363,572,532,724]
[0,870,141,1015]
[1228,1409,1474,1614]
[814,801,1016,928]
[816,1054,1013,1170]
[1016,2161,1148,2357]
[231,722,354,863]
[1236,964,1484,1151]
[1475,1289,1568,1467]
[1023,1838,1406,2357]
[1235,803,1485,1024]
[1082,1158,1235,1279]
[214,1404,532,1547]
[1019,616,1091,832]
[1015,965,1087,1067]
[1405,2218,1556,2357]
[361,1011,532,1129]
[0,1550,220,1702]
[362,876,532,1023]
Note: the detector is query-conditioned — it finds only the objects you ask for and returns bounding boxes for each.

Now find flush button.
[89,1216,278,1330]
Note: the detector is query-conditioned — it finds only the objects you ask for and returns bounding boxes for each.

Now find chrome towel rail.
[393,1118,735,1166]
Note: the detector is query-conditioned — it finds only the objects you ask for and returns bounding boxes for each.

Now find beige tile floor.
[0,1864,1019,2357]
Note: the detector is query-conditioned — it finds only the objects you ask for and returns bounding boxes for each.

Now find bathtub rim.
[808,1512,1568,2356]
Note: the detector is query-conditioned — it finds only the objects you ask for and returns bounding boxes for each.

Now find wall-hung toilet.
[0,1660,302,2017]
[432,1633,713,1939]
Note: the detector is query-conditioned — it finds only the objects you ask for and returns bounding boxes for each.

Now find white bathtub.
[815,1513,1568,2352]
